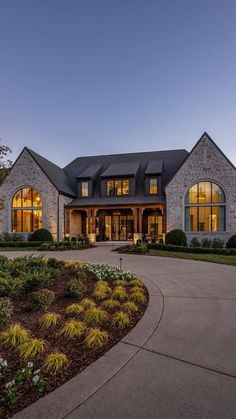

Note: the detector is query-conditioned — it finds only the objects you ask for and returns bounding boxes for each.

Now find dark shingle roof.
[145,160,163,175]
[101,161,140,177]
[77,164,102,179]
[26,148,75,196]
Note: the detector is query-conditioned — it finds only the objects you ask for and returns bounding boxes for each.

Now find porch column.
[67,209,73,238]
[138,207,144,235]
[87,209,96,244]
[133,208,138,233]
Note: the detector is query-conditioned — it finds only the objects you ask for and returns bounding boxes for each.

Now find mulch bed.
[0,267,148,418]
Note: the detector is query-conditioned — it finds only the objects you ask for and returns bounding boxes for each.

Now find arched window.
[185,182,225,232]
[12,188,43,233]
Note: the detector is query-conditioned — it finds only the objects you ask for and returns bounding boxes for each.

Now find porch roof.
[66,195,166,207]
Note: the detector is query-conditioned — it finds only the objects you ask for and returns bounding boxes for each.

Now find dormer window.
[149,178,158,195]
[107,179,129,196]
[81,181,89,197]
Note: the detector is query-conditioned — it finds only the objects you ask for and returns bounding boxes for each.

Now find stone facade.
[165,134,236,242]
[0,149,72,240]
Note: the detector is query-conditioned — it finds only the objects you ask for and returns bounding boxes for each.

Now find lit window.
[185,182,225,232]
[107,179,129,196]
[11,188,43,233]
[149,178,158,195]
[81,182,89,197]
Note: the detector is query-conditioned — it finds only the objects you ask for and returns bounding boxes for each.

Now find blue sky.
[0,0,236,167]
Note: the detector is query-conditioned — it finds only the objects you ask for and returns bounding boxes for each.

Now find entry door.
[112,215,120,240]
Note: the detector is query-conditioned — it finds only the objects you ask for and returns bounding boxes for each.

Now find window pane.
[186,184,198,203]
[149,178,158,195]
[22,210,32,232]
[212,206,225,231]
[81,182,89,197]
[33,210,43,231]
[198,182,211,203]
[185,207,198,231]
[198,206,211,231]
[32,189,42,207]
[122,179,129,195]
[115,180,122,195]
[22,188,32,207]
[12,190,22,208]
[212,183,225,203]
[107,181,114,196]
[12,210,22,232]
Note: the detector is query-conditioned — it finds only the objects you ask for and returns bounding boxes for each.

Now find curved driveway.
[8,246,236,419]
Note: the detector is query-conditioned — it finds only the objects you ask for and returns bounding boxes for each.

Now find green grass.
[148,249,236,266]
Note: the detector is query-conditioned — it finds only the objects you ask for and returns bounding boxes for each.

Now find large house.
[0,132,235,243]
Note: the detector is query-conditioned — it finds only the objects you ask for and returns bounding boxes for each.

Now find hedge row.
[0,241,42,248]
[147,243,236,255]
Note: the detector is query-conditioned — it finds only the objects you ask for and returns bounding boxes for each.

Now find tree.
[0,141,13,185]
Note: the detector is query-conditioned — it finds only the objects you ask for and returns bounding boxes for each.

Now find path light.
[119,258,123,270]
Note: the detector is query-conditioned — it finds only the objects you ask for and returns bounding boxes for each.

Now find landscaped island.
[0,256,147,417]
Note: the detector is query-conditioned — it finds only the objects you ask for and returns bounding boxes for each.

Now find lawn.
[0,256,147,417]
[148,249,236,266]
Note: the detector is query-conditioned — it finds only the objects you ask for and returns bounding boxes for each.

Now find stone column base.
[88,233,96,244]
[133,233,142,244]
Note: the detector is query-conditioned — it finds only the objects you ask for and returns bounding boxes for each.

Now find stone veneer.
[165,134,236,243]
[0,149,72,240]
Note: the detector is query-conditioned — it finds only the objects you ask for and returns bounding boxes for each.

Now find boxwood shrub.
[147,243,236,255]
[165,229,187,246]
[226,235,236,249]
[29,228,53,242]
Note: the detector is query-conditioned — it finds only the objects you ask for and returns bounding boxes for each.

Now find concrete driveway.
[5,247,236,419]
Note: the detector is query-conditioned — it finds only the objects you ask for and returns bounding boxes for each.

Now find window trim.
[106,179,130,197]
[149,177,158,195]
[81,181,89,198]
[11,187,43,233]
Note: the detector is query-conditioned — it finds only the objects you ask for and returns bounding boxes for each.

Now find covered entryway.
[96,209,134,241]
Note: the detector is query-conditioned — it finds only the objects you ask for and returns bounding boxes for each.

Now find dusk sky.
[0,0,236,167]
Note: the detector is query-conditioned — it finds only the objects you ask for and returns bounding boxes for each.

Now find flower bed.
[0,256,148,417]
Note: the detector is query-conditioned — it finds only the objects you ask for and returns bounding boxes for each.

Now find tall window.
[12,188,43,233]
[149,178,158,195]
[81,181,89,197]
[107,179,129,196]
[185,182,225,232]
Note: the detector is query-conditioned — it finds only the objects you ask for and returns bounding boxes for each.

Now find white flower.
[33,369,41,375]
[2,360,7,367]
[0,357,3,363]
[32,375,39,383]
[27,362,34,368]
[5,380,15,389]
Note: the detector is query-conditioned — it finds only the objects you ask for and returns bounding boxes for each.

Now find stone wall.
[165,134,236,243]
[0,149,73,240]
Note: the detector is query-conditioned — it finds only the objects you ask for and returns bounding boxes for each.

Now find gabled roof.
[145,160,163,175]
[26,148,75,196]
[101,161,140,177]
[77,164,102,180]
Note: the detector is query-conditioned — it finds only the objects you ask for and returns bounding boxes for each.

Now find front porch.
[65,205,166,243]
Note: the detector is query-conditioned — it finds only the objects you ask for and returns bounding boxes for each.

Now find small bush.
[201,238,212,248]
[0,323,30,348]
[80,298,96,309]
[112,286,127,301]
[122,301,138,314]
[212,237,225,249]
[84,307,108,326]
[59,320,85,338]
[47,258,65,269]
[114,279,128,287]
[0,298,13,325]
[226,235,236,249]
[23,270,54,290]
[101,299,120,312]
[0,276,24,299]
[29,289,55,311]
[130,291,146,304]
[84,328,108,349]
[130,286,144,294]
[165,229,187,246]
[29,228,53,242]
[40,312,61,328]
[43,352,68,374]
[129,279,144,288]
[112,311,130,328]
[189,237,201,248]
[93,282,111,300]
[65,303,84,316]
[18,338,46,360]
[64,279,86,298]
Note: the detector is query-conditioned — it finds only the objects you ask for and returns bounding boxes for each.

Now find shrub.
[129,279,144,288]
[18,338,46,360]
[93,282,111,300]
[130,291,146,304]
[165,229,187,246]
[122,301,138,314]
[29,289,55,311]
[226,235,236,249]
[112,311,130,328]
[47,258,65,269]
[201,238,212,248]
[0,323,30,348]
[114,279,128,287]
[112,286,127,301]
[43,352,68,374]
[136,242,148,254]
[0,297,13,325]
[0,255,9,269]
[29,228,53,242]
[65,303,84,316]
[84,328,108,349]
[189,237,201,248]
[64,279,86,298]
[130,286,144,294]
[80,298,96,309]
[84,307,109,326]
[212,237,225,249]
[59,320,85,338]
[40,312,61,328]
[23,270,54,290]
[0,276,24,299]
[84,263,136,281]
[101,299,120,312]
